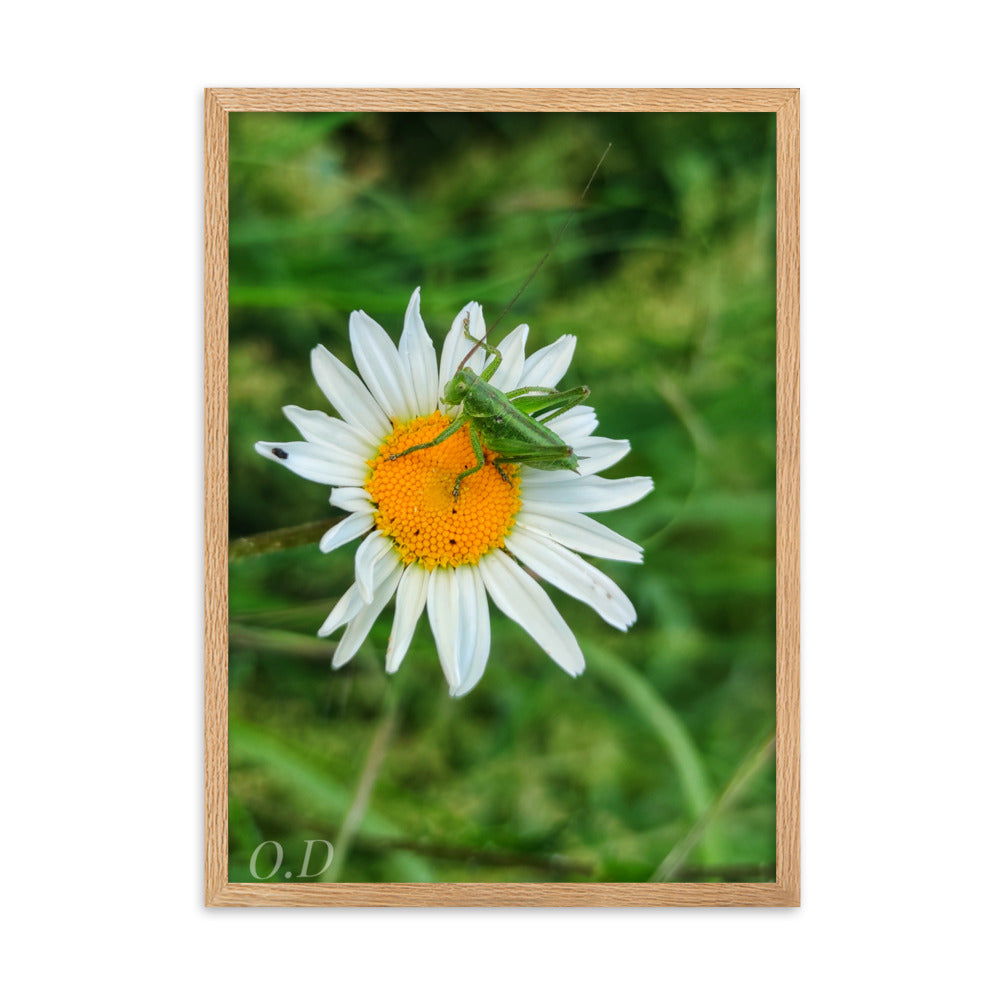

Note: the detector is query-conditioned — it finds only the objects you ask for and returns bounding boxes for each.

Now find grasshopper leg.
[494,461,515,486]
[389,415,467,461]
[507,385,590,423]
[452,428,487,497]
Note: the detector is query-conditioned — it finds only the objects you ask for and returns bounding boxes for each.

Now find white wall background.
[3,3,997,997]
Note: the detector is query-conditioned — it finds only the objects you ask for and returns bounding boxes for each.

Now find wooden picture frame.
[205,88,800,906]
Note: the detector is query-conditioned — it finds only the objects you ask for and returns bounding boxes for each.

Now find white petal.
[426,568,460,690]
[254,440,367,486]
[439,302,487,400]
[399,288,439,415]
[319,511,374,553]
[451,565,491,697]
[318,583,365,637]
[521,475,654,513]
[355,531,394,604]
[281,405,375,463]
[350,310,416,420]
[311,345,391,442]
[505,530,636,631]
[515,509,643,564]
[575,437,631,476]
[333,563,405,668]
[386,563,429,674]
[518,334,576,389]
[446,565,479,697]
[478,551,584,677]
[489,324,528,393]
[545,405,598,442]
[329,486,375,513]
[318,541,402,637]
[519,436,631,481]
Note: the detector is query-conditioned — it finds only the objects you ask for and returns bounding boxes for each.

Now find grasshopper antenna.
[456,142,612,371]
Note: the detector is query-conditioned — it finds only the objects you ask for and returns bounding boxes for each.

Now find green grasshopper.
[389,315,590,497]
[388,147,611,497]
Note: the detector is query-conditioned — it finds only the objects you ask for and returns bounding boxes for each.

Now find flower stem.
[228,518,342,562]
[228,623,332,659]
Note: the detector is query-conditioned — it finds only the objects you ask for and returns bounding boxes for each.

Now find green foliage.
[228,111,777,883]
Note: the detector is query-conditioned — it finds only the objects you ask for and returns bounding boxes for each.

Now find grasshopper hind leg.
[493,460,517,487]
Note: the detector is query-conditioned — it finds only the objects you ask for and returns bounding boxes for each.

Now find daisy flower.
[255,288,653,697]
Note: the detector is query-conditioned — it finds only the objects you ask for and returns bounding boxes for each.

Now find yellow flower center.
[366,411,521,570]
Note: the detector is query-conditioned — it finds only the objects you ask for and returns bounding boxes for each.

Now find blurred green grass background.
[228,111,777,883]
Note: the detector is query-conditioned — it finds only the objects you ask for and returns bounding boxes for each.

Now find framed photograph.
[205,88,799,906]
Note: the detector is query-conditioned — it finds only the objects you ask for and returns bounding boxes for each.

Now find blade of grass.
[651,729,775,882]
[581,640,723,864]
[327,699,397,882]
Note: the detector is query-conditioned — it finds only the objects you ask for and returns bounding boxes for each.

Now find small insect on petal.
[272,447,289,459]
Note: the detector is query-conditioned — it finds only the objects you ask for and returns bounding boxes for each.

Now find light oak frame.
[205,88,800,907]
